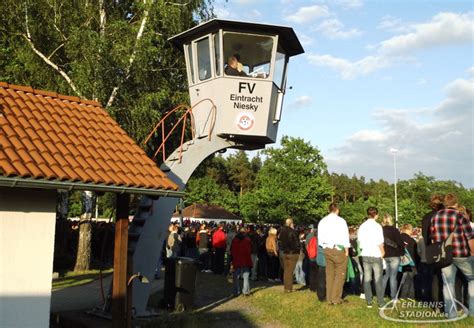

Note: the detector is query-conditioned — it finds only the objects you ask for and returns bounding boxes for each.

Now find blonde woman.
[266,227,280,282]
[381,214,404,300]
[400,224,417,299]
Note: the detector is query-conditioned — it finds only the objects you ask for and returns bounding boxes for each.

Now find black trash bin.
[163,257,178,309]
[175,257,198,311]
[163,257,198,311]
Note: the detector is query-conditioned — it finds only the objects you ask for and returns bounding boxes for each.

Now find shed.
[0,82,181,328]
[172,203,241,224]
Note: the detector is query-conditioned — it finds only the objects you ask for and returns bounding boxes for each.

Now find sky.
[212,0,474,187]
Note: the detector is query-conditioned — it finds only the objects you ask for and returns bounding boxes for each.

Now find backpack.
[306,236,318,260]
[316,246,326,267]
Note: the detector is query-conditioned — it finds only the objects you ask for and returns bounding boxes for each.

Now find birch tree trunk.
[105,0,153,108]
[74,191,95,272]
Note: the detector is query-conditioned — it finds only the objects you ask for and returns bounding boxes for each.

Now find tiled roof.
[0,82,179,192]
[173,203,240,220]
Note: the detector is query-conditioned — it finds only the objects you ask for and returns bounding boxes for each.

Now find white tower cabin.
[169,19,304,149]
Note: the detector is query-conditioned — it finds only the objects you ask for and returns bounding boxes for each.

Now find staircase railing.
[142,98,217,164]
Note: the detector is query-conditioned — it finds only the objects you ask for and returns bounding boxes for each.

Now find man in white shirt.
[357,207,385,308]
[318,203,350,305]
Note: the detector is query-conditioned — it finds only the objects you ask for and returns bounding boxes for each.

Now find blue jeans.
[362,256,384,306]
[400,271,415,299]
[441,257,474,318]
[198,248,210,270]
[383,256,400,299]
[294,260,306,285]
[233,267,250,295]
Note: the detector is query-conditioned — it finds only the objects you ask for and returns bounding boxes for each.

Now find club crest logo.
[236,112,255,131]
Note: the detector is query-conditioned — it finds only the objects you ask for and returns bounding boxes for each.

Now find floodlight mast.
[390,148,399,228]
[128,19,304,316]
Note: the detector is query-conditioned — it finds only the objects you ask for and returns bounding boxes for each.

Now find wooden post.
[112,193,130,328]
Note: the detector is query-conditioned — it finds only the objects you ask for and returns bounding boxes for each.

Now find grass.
[52,268,113,290]
[143,283,474,328]
[245,287,474,327]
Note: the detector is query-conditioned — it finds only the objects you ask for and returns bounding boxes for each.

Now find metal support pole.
[112,193,130,328]
[391,148,399,228]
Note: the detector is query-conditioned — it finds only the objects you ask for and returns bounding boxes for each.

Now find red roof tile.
[0,83,178,191]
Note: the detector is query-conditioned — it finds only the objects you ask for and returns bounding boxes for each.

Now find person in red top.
[231,227,253,296]
[212,224,227,274]
[430,193,474,318]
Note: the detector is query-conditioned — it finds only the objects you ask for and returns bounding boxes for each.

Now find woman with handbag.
[399,224,417,299]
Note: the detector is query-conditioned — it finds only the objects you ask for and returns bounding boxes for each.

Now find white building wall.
[0,187,57,328]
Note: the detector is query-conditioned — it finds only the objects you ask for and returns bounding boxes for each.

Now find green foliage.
[332,172,474,226]
[0,0,214,156]
[67,191,83,218]
[240,136,333,224]
[185,176,239,213]
[185,136,474,227]
[227,150,256,196]
[97,193,116,218]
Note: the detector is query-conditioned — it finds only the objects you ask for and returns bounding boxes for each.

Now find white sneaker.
[360,293,366,299]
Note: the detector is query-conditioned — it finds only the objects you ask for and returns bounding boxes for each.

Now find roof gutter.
[0,176,184,198]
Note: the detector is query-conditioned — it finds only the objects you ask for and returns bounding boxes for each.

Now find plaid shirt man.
[430,208,473,257]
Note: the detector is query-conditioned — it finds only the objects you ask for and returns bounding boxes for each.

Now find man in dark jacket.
[231,227,253,296]
[382,214,404,300]
[279,218,301,292]
[197,224,211,272]
[247,225,260,281]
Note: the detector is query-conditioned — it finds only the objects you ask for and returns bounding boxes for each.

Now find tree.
[1,0,214,271]
[205,155,230,186]
[250,153,262,173]
[74,191,96,272]
[227,150,255,197]
[1,0,213,147]
[339,198,367,226]
[185,176,239,213]
[241,136,333,224]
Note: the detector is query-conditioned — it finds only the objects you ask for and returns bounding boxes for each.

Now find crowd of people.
[160,192,473,318]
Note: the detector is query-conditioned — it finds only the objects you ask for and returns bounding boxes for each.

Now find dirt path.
[190,272,288,328]
[52,270,289,327]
